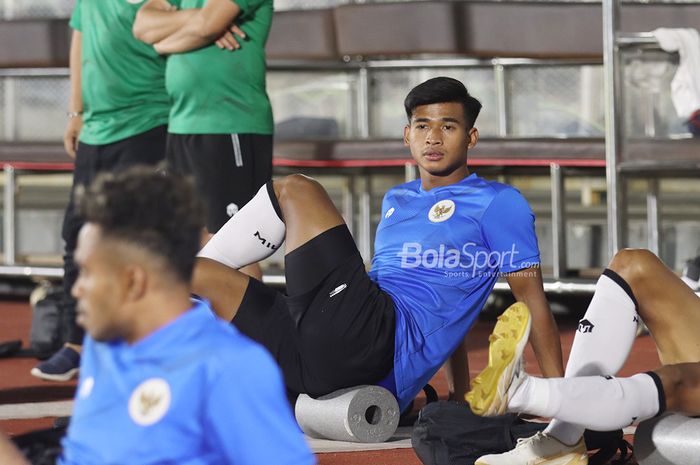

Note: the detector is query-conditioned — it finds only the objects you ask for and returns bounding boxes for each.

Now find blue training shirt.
[368,173,540,411]
[59,300,315,465]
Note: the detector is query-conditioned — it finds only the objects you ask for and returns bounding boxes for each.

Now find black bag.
[400,384,440,427]
[411,401,631,465]
[13,425,67,465]
[412,401,546,465]
[29,285,64,359]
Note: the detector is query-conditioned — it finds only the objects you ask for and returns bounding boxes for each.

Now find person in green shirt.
[31,0,178,382]
[134,0,274,279]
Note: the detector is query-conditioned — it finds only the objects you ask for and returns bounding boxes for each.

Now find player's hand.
[215,24,246,50]
[63,115,83,159]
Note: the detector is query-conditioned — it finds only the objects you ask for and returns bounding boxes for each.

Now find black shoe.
[30,346,80,382]
[0,340,22,358]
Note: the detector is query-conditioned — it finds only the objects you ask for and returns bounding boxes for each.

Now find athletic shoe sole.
[474,433,589,465]
[535,454,588,465]
[475,452,588,465]
[466,302,531,416]
[30,367,79,382]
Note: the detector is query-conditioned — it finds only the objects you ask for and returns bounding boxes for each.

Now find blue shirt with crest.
[59,300,314,465]
[368,173,540,411]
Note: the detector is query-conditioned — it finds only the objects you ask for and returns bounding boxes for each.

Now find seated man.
[193,76,565,413]
[1,167,314,465]
[467,248,700,465]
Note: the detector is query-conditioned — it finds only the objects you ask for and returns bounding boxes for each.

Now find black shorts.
[166,133,273,232]
[233,225,396,399]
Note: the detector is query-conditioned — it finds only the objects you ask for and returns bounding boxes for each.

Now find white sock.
[508,374,551,415]
[198,183,285,269]
[546,270,639,445]
[516,373,661,431]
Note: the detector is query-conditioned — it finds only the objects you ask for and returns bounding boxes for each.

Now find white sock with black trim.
[198,182,285,269]
[545,269,640,445]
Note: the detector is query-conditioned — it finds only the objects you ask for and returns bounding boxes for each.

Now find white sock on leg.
[515,373,661,431]
[546,270,640,445]
[508,374,551,415]
[198,183,285,269]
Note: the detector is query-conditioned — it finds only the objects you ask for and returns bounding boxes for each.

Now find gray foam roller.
[295,385,400,443]
[635,413,700,465]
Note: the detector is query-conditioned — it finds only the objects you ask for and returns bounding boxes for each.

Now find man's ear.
[125,265,148,302]
[467,127,479,149]
[403,124,410,146]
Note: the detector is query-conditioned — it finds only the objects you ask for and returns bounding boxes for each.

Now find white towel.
[652,28,700,120]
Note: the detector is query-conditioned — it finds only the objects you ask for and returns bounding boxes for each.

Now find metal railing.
[601,3,696,260]
[0,40,696,280]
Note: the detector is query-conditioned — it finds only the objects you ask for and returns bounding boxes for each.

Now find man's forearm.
[446,336,470,402]
[154,0,242,54]
[69,30,83,114]
[507,268,564,377]
[153,13,214,54]
[527,300,564,377]
[133,8,198,44]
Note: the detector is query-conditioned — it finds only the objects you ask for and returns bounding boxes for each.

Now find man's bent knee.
[274,174,323,206]
[274,174,336,216]
[192,257,248,321]
[608,248,661,286]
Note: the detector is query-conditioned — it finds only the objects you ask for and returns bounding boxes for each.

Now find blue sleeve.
[481,187,540,273]
[205,348,316,465]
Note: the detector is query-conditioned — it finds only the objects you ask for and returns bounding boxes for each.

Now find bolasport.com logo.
[397,242,538,278]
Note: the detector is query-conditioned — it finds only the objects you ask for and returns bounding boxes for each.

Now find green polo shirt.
[165,0,273,135]
[70,0,174,145]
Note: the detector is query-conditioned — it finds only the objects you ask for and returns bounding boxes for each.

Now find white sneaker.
[475,432,588,465]
[466,302,531,416]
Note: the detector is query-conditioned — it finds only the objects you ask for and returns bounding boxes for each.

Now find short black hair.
[76,166,205,284]
[404,76,482,127]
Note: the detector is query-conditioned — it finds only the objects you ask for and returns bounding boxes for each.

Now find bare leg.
[193,174,345,320]
[65,342,82,353]
[192,258,249,321]
[240,263,263,280]
[273,174,345,253]
[656,363,700,415]
[609,249,700,364]
[445,336,470,402]
[0,432,29,465]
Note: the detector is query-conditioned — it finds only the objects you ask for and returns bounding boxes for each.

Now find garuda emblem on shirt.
[429,200,456,223]
[128,378,171,426]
